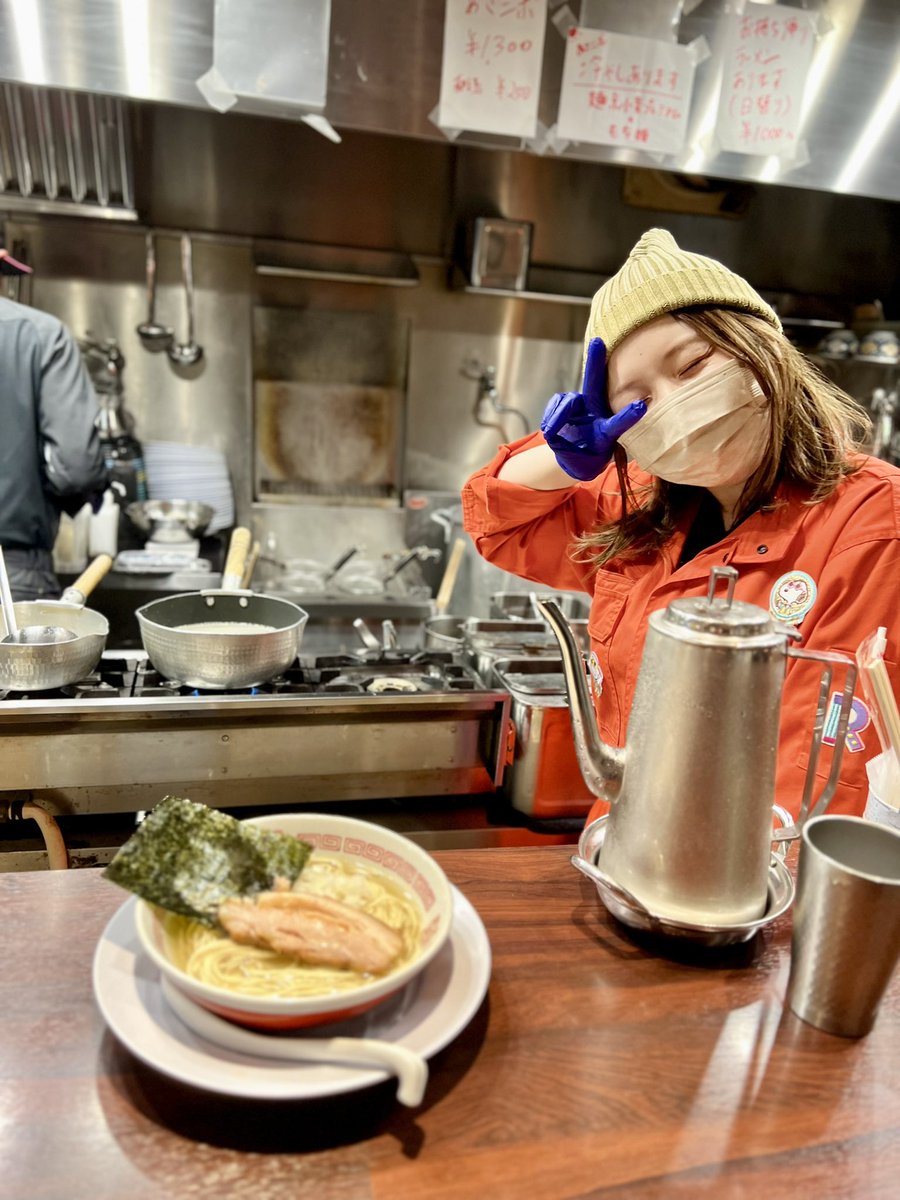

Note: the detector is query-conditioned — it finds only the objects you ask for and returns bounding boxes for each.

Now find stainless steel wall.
[131,103,900,309]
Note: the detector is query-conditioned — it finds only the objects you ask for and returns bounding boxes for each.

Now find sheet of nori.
[103,796,312,925]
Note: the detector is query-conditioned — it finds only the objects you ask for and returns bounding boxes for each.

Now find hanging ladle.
[167,234,204,367]
[135,232,173,346]
[0,546,76,645]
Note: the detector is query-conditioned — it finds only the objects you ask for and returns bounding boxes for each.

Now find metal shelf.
[453,264,606,306]
[461,284,593,306]
[254,240,419,287]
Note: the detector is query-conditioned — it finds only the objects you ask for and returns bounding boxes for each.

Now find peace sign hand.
[541,339,646,481]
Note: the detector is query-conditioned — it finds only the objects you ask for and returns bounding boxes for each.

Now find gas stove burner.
[101,657,140,673]
[365,674,442,695]
[314,654,364,670]
[61,681,120,699]
[366,676,419,694]
[189,685,259,697]
[321,678,366,694]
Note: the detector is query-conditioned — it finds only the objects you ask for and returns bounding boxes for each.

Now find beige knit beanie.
[585,228,781,357]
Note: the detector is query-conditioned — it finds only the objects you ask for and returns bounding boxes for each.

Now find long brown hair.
[575,308,872,567]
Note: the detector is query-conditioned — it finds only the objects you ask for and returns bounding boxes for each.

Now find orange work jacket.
[462,435,900,821]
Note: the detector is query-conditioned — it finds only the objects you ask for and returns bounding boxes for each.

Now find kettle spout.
[535,597,624,802]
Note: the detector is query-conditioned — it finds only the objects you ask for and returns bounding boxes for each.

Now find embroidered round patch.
[587,650,604,697]
[769,570,818,625]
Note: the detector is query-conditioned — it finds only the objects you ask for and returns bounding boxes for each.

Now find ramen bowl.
[135,812,455,1030]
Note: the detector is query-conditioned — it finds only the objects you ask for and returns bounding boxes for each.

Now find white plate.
[92,887,491,1100]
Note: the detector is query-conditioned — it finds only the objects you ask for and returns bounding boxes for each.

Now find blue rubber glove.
[540,338,647,481]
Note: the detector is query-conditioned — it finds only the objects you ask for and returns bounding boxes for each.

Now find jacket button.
[757,544,768,554]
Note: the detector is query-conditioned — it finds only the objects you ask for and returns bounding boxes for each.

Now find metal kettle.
[537,567,857,927]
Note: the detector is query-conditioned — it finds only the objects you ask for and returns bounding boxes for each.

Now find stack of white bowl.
[143,442,235,535]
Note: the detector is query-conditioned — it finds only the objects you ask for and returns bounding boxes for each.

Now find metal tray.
[577,817,795,946]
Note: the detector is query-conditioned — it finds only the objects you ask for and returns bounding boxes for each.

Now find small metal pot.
[0,601,108,690]
[423,614,465,653]
[490,590,591,621]
[0,555,112,691]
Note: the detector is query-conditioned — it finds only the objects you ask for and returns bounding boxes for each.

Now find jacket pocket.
[588,571,634,644]
[587,572,635,745]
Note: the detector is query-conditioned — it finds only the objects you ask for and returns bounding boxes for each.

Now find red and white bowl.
[135,812,454,1030]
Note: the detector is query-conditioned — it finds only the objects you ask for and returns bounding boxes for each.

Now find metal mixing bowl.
[126,499,215,543]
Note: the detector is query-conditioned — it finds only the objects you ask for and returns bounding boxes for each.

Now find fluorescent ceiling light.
[834,54,900,193]
[121,0,152,97]
[10,0,46,86]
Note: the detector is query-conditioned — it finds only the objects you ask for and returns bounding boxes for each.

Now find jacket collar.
[667,479,805,579]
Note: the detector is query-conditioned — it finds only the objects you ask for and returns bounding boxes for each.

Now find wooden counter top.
[2,847,898,1199]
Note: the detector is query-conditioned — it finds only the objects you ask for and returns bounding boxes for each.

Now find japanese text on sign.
[715,2,817,157]
[556,27,698,154]
[437,0,548,139]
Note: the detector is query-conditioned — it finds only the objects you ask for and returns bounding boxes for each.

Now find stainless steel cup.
[787,815,900,1037]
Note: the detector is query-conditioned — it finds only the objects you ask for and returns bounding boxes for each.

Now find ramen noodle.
[159,852,422,998]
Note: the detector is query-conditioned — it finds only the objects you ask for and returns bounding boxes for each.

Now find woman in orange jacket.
[463,228,900,821]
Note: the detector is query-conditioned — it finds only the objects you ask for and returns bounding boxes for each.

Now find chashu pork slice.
[218,890,403,974]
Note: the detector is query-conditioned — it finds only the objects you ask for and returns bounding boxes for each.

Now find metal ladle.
[167,235,203,367]
[0,546,76,645]
[321,545,360,586]
[135,232,173,346]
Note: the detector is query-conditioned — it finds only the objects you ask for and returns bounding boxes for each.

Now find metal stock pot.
[136,528,308,689]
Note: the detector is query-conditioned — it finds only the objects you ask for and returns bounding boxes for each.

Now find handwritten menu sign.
[437,0,547,139]
[715,3,818,157]
[556,27,698,154]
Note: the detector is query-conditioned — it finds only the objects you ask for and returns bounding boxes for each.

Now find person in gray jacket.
[0,248,108,599]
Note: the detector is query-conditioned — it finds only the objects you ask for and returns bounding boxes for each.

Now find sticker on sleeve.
[587,650,604,698]
[769,570,817,625]
[822,693,870,753]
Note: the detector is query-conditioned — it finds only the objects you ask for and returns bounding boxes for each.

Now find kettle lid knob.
[662,566,776,638]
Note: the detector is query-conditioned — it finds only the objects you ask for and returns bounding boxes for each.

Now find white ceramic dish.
[134,812,455,1029]
[92,887,490,1100]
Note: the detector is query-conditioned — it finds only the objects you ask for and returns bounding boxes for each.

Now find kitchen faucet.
[462,357,531,441]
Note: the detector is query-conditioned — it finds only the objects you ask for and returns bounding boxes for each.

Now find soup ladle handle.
[161,977,429,1106]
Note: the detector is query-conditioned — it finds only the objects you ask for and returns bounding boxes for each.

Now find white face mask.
[617,361,769,487]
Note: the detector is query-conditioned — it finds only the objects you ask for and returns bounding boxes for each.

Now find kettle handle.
[707,564,738,607]
[780,646,858,835]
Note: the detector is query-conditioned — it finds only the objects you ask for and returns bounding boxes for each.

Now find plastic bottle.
[53,503,91,573]
[89,489,120,558]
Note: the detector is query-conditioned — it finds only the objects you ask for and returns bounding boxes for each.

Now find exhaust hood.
[0,0,331,122]
[0,82,136,219]
[0,0,335,215]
